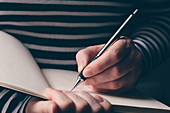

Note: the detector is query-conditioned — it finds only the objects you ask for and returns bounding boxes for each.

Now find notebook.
[0,31,169,113]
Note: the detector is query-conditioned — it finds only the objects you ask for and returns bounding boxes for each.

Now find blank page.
[0,31,50,97]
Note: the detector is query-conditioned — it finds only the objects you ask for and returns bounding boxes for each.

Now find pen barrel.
[79,71,86,81]
[78,9,138,82]
[90,55,99,63]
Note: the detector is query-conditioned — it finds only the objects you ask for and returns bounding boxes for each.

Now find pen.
[71,9,138,91]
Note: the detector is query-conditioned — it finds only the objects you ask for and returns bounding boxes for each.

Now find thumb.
[76,45,103,73]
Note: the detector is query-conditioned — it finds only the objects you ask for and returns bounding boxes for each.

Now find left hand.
[26,88,111,113]
[76,36,142,93]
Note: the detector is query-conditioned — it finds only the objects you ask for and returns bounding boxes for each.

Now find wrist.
[25,97,39,113]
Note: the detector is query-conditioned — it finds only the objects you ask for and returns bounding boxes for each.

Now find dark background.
[136,57,170,106]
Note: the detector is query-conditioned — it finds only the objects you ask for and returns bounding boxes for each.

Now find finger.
[75,91,104,113]
[93,95,112,112]
[45,88,75,113]
[76,44,104,72]
[26,97,59,113]
[91,64,141,93]
[83,37,132,78]
[83,45,136,85]
[91,71,133,91]
[63,91,92,113]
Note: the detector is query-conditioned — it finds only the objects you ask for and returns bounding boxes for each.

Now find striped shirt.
[0,0,170,112]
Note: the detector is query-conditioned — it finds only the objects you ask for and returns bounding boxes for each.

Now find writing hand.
[76,36,142,93]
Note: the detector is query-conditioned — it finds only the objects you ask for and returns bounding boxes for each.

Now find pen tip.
[70,77,82,91]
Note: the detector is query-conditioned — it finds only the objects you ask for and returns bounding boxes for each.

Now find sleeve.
[131,0,170,75]
[0,87,31,113]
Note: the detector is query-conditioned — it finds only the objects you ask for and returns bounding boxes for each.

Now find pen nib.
[70,76,82,91]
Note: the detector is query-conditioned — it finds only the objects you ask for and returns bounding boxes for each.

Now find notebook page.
[43,69,170,110]
[0,31,50,97]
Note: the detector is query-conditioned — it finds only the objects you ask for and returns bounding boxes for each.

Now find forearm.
[132,1,170,74]
[0,87,31,113]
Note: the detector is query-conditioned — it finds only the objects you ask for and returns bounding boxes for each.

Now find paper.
[0,31,169,112]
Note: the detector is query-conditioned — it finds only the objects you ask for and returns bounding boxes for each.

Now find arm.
[132,0,170,75]
[76,1,170,92]
[26,88,111,113]
[0,87,31,113]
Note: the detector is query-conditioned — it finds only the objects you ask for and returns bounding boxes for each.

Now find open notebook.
[0,31,170,113]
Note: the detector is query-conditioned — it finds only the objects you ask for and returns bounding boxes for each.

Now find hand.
[76,36,142,93]
[25,88,111,113]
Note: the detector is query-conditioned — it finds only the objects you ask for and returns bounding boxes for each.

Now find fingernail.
[83,68,93,76]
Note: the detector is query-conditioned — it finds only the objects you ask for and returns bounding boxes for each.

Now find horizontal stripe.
[0,22,118,27]
[0,89,14,112]
[138,34,162,63]
[19,96,31,113]
[12,101,23,113]
[136,37,155,62]
[0,25,116,34]
[35,58,77,65]
[0,15,123,23]
[8,33,108,47]
[134,37,155,65]
[134,28,165,51]
[135,32,162,53]
[132,39,151,69]
[29,49,76,60]
[142,8,170,13]
[0,11,122,16]
[37,63,77,70]
[150,20,170,34]
[0,3,132,13]
[4,29,112,39]
[146,26,169,48]
[0,0,132,7]
[0,89,9,99]
[24,44,83,52]
[2,93,17,112]
[152,17,170,30]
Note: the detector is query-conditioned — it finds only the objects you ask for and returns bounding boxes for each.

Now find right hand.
[25,88,111,113]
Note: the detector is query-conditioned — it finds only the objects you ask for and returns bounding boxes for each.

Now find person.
[0,0,170,113]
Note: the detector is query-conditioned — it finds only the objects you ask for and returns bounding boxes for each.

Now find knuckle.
[75,91,89,97]
[93,105,103,113]
[63,100,74,109]
[76,49,85,59]
[96,62,104,72]
[80,101,89,108]
[106,54,115,65]
[78,101,90,112]
[106,104,112,112]
[112,67,121,79]
[102,101,112,112]
[77,91,89,95]
[111,81,120,90]
[86,46,93,50]
[48,101,57,113]
[112,51,121,61]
